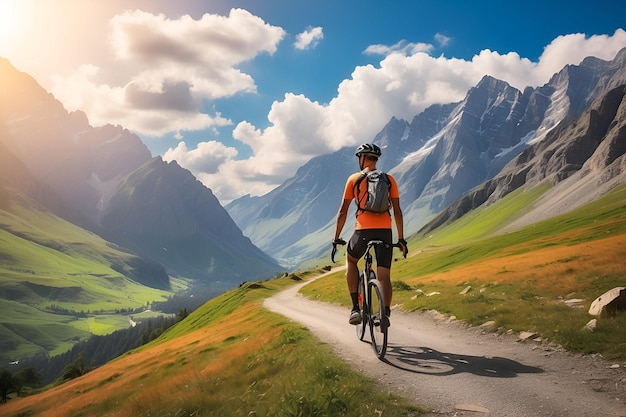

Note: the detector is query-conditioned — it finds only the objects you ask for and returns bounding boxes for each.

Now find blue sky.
[1,0,625,203]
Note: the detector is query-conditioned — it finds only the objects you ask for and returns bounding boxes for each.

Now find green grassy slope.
[0,193,173,361]
[303,182,626,360]
[2,272,425,417]
[4,183,626,416]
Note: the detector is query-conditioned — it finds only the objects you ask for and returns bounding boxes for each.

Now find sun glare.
[0,0,21,39]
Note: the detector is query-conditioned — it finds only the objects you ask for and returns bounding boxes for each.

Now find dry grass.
[407,232,626,295]
[303,224,626,360]
[3,303,279,417]
[3,293,422,417]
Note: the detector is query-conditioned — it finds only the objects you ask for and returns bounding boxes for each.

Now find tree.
[13,367,41,396]
[0,369,15,403]
[177,308,189,320]
[61,353,92,381]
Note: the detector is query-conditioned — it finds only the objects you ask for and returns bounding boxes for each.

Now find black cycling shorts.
[347,229,393,269]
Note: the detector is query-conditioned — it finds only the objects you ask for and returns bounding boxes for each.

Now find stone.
[518,331,537,341]
[589,287,626,316]
[583,319,597,332]
[412,289,424,299]
[563,298,585,308]
[455,404,490,413]
[480,320,496,329]
[460,285,472,295]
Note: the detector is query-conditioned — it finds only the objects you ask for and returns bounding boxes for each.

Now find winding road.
[264,273,626,416]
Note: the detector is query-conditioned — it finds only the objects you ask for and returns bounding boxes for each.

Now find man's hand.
[397,238,408,258]
[331,238,346,263]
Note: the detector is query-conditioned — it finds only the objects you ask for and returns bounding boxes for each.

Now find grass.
[0,197,175,360]
[3,182,626,416]
[2,272,426,417]
[302,183,626,361]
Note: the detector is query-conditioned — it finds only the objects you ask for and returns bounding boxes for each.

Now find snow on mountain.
[227,48,626,267]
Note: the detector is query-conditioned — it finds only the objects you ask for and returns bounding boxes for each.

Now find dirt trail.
[264,274,626,417]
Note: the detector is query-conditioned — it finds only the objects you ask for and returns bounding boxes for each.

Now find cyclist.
[333,143,408,326]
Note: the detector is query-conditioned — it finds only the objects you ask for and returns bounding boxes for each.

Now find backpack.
[354,169,391,214]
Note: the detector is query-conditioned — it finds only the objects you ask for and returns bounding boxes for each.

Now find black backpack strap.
[383,172,392,216]
[353,170,368,214]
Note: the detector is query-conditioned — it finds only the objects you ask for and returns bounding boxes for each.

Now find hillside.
[2,176,625,415]
[2,46,626,416]
[304,180,626,360]
[0,57,282,287]
[0,58,284,361]
[0,271,423,417]
[0,187,173,362]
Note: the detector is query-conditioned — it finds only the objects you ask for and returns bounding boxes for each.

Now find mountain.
[98,156,279,285]
[227,147,355,267]
[226,48,626,266]
[422,82,626,233]
[0,57,284,361]
[0,58,281,288]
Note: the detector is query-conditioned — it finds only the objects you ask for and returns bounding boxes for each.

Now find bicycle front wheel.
[355,271,366,341]
[368,279,388,359]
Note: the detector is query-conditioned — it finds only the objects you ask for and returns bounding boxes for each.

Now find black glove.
[331,238,346,263]
[398,238,408,258]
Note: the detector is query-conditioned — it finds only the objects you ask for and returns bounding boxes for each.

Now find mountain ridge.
[227,47,626,267]
[0,58,282,360]
[2,47,626,362]
[0,58,282,288]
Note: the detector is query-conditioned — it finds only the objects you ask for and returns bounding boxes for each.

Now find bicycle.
[332,239,404,360]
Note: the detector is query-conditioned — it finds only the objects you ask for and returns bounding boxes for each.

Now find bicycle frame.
[355,240,388,359]
[332,237,404,359]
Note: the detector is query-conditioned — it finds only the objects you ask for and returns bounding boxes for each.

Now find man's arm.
[390,197,407,256]
[334,199,351,241]
[390,197,404,239]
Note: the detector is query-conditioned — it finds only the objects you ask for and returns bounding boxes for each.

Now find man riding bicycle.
[333,143,408,326]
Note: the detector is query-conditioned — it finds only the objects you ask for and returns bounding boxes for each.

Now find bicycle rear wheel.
[368,279,388,359]
[355,271,366,340]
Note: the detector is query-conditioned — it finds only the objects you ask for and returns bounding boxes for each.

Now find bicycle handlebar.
[331,239,407,263]
[331,238,346,263]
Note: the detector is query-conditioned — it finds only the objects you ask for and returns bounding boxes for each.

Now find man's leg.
[346,253,362,324]
[377,266,392,308]
[346,253,360,293]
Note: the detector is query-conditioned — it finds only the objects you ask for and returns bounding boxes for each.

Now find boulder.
[588,287,626,316]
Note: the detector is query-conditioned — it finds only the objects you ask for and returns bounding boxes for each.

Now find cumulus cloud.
[294,26,323,50]
[164,140,238,177]
[364,39,434,56]
[47,7,626,205]
[181,29,626,203]
[50,8,285,136]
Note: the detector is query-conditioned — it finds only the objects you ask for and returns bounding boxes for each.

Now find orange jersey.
[342,171,399,230]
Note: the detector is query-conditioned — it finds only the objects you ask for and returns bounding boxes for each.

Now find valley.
[3,182,625,415]
[1,43,626,416]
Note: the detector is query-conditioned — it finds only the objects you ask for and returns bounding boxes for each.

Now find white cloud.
[294,26,323,50]
[434,33,451,48]
[163,140,237,174]
[45,8,626,206]
[49,8,285,136]
[364,40,434,56]
[174,29,626,204]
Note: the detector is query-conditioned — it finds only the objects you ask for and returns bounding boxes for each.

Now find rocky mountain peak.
[227,48,626,265]
[0,58,281,286]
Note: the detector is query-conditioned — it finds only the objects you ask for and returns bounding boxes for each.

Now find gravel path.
[264,274,626,417]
